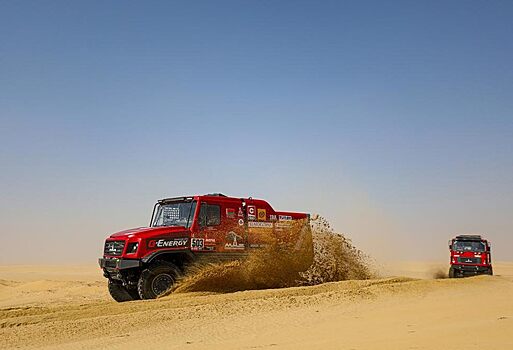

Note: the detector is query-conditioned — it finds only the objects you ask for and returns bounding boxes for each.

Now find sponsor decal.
[247,205,256,220]
[147,237,188,249]
[163,207,180,220]
[226,208,236,218]
[279,215,293,221]
[269,214,277,221]
[257,208,266,221]
[225,231,245,250]
[191,238,204,251]
[238,207,244,217]
[238,218,245,226]
[190,238,216,252]
[250,243,267,248]
[248,221,273,228]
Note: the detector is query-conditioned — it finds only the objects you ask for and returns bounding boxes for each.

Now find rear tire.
[487,267,493,276]
[108,280,139,302]
[137,262,181,299]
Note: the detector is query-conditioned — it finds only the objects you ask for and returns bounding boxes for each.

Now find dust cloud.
[168,216,373,294]
[430,267,448,279]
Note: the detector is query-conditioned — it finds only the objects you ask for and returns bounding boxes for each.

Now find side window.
[207,204,221,226]
[198,203,221,227]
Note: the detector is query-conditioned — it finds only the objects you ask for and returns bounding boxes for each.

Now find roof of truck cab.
[454,235,485,241]
[157,194,276,208]
[158,194,246,203]
[157,196,195,203]
[156,194,308,217]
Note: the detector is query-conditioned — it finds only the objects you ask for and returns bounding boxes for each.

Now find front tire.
[137,262,180,299]
[448,266,456,278]
[108,280,140,302]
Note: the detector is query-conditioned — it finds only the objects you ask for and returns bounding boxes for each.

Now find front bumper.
[451,264,491,276]
[99,257,141,270]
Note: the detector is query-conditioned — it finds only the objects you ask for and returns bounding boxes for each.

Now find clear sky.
[1,1,512,263]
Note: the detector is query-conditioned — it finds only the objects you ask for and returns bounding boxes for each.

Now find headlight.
[126,242,139,254]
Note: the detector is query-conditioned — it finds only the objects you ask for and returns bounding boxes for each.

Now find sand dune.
[0,265,108,308]
[1,263,513,349]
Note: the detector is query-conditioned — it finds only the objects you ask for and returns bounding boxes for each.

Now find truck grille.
[104,241,125,256]
[458,257,481,264]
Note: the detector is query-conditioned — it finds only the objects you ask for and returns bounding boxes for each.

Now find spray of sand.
[167,216,372,294]
[300,216,373,285]
[430,268,448,279]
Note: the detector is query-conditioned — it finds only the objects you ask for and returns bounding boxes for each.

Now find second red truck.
[448,235,493,278]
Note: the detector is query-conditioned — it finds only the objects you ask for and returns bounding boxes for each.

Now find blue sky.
[1,1,512,263]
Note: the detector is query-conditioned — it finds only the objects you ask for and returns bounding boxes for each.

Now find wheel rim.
[151,273,173,296]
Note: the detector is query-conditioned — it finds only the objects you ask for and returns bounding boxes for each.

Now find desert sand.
[1,263,513,349]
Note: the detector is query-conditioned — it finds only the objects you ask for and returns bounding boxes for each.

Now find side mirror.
[448,240,452,249]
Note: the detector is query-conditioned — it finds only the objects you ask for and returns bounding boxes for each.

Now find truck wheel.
[488,267,493,276]
[137,262,180,299]
[108,280,139,302]
[448,266,455,278]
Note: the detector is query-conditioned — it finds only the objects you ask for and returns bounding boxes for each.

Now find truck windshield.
[453,241,486,252]
[152,201,197,228]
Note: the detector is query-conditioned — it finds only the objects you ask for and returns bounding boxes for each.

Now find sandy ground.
[1,262,513,349]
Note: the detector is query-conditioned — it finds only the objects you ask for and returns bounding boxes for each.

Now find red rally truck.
[99,193,312,302]
[448,235,493,278]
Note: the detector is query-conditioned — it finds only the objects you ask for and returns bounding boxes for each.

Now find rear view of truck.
[448,235,493,278]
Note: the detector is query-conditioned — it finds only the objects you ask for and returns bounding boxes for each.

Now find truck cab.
[99,193,312,301]
[448,235,493,278]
